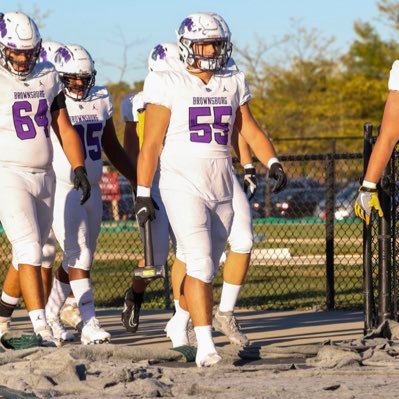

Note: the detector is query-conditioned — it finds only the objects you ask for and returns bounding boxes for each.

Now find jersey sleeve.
[237,72,252,105]
[121,93,135,122]
[105,89,114,119]
[132,91,144,122]
[143,71,172,109]
[388,60,399,91]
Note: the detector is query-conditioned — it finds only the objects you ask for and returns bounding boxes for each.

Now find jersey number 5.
[189,106,233,145]
[75,122,102,161]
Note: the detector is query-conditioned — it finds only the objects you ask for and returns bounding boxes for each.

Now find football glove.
[269,162,287,193]
[243,166,257,201]
[134,196,159,226]
[354,186,383,225]
[73,166,91,205]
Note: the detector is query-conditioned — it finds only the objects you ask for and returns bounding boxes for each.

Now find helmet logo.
[58,47,71,63]
[0,19,6,38]
[152,44,167,61]
[40,47,47,61]
[178,17,193,34]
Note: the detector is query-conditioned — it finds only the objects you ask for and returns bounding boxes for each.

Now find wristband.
[137,185,151,197]
[267,157,279,169]
[243,163,254,170]
[362,180,377,189]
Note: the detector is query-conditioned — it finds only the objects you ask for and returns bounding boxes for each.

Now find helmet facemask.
[180,37,232,71]
[0,41,41,78]
[60,71,96,101]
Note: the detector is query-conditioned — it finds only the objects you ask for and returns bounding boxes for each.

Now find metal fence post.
[363,123,376,333]
[378,158,393,323]
[325,140,336,310]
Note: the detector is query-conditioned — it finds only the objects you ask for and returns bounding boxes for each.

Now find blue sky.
[2,0,392,85]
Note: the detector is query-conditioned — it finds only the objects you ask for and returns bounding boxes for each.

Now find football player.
[135,13,286,367]
[41,44,137,344]
[0,12,90,346]
[120,42,181,334]
[353,60,399,224]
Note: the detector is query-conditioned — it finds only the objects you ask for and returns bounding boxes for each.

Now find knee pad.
[228,235,253,254]
[42,243,56,269]
[186,259,215,283]
[64,246,92,271]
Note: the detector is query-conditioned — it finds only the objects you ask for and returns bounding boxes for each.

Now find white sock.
[29,309,47,332]
[64,296,76,306]
[45,278,71,318]
[174,299,190,317]
[1,292,19,306]
[218,282,242,312]
[194,325,216,356]
[70,278,95,323]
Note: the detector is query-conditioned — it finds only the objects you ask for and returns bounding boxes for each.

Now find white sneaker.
[81,318,111,345]
[196,352,222,368]
[0,319,10,339]
[35,326,61,348]
[47,315,75,342]
[165,314,189,347]
[60,303,83,332]
[213,308,249,347]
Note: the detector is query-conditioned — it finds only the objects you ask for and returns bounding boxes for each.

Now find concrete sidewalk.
[8,308,364,348]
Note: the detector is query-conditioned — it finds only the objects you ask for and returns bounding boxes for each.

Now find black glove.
[73,166,91,205]
[269,162,287,193]
[243,166,257,201]
[134,196,159,226]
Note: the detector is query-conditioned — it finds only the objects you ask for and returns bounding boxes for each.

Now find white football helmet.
[39,41,64,64]
[176,12,231,71]
[0,12,42,79]
[147,42,181,72]
[53,44,96,101]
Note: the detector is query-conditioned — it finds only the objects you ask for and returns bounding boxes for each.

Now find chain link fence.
[0,137,367,311]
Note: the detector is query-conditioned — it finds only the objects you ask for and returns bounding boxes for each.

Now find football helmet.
[53,44,96,101]
[176,12,231,71]
[147,42,181,72]
[0,12,42,79]
[39,41,63,64]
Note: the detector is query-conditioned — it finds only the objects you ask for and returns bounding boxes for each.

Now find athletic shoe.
[213,308,249,347]
[81,317,111,345]
[35,326,61,348]
[60,303,83,332]
[165,314,189,347]
[47,315,75,342]
[121,288,143,333]
[196,352,222,368]
[187,319,197,347]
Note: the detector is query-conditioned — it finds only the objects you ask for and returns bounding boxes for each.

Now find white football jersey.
[0,62,63,171]
[388,60,399,90]
[51,86,113,185]
[143,67,251,200]
[120,91,144,122]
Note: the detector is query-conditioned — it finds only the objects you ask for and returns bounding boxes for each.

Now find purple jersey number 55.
[189,106,233,145]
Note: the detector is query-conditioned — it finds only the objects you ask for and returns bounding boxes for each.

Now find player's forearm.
[249,134,277,167]
[364,136,396,183]
[61,127,85,170]
[137,149,159,188]
[105,144,137,187]
[237,134,253,166]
